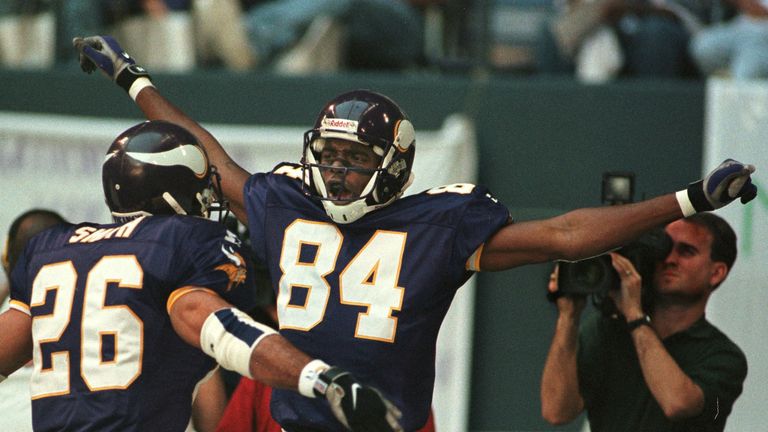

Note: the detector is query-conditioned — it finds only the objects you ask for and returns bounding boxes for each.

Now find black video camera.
[552,172,672,315]
[557,227,672,298]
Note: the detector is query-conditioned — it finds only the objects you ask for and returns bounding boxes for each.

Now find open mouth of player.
[317,164,377,202]
[326,181,355,201]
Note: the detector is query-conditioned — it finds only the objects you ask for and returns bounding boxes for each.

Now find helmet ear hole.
[376,173,399,203]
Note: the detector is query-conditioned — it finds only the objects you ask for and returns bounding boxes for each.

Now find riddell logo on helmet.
[322,118,358,132]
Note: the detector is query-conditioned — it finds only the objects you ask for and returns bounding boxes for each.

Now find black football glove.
[72,35,151,94]
[315,367,403,432]
[681,158,757,214]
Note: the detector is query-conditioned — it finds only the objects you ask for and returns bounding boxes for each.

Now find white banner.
[704,79,768,432]
[0,112,477,432]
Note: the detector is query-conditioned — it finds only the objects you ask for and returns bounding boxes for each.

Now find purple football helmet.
[302,90,416,223]
[102,120,222,222]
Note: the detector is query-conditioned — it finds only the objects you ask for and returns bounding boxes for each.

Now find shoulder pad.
[272,162,303,180]
[425,183,478,196]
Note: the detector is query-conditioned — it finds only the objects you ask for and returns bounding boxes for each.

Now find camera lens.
[571,260,604,285]
[558,255,617,296]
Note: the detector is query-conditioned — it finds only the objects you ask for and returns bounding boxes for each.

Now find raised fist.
[73,35,151,94]
[685,159,757,213]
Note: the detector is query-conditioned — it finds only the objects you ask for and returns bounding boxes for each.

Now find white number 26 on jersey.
[277,220,405,343]
[29,256,143,399]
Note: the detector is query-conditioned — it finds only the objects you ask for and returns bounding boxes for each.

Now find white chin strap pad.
[200,308,277,378]
[322,199,369,224]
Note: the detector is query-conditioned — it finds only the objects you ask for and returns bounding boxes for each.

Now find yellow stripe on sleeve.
[9,299,31,316]
[466,243,484,272]
[166,286,217,314]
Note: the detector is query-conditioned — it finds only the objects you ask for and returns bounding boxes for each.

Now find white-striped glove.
[678,159,757,216]
[73,35,152,96]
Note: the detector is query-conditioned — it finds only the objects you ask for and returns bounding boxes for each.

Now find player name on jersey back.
[68,216,144,244]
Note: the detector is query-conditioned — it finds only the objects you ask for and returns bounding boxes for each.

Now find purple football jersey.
[9,215,254,432]
[244,164,511,431]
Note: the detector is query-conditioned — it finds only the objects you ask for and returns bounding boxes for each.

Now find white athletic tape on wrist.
[298,359,331,398]
[676,189,697,217]
[200,308,276,379]
[128,77,154,101]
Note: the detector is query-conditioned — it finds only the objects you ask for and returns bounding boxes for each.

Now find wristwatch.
[626,315,652,332]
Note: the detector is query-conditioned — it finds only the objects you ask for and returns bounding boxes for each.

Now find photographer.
[540,213,747,431]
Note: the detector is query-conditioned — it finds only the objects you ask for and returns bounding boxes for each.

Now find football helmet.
[302,90,416,224]
[102,120,222,222]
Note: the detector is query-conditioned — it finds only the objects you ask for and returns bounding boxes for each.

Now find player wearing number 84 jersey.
[246,165,510,430]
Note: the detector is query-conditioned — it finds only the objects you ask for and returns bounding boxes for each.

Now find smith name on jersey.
[244,164,511,431]
[9,215,254,432]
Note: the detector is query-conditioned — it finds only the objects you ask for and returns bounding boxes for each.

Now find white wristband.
[128,77,155,101]
[675,189,697,217]
[298,359,330,398]
[200,308,276,379]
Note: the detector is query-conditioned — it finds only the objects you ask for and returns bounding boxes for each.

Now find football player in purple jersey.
[73,35,757,432]
[0,120,401,432]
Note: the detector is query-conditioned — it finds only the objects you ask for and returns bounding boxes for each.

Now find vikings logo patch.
[216,262,247,292]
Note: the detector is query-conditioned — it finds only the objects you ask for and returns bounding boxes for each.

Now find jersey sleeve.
[7,224,74,315]
[8,243,33,314]
[171,221,256,312]
[449,184,511,270]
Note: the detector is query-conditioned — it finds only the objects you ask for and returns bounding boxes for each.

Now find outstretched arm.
[170,289,403,432]
[483,194,681,269]
[480,159,757,270]
[72,35,250,223]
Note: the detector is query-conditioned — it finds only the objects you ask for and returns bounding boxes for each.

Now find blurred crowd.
[535,0,768,82]
[2,0,767,81]
[0,0,436,74]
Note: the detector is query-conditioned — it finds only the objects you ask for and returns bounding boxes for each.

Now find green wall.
[0,69,705,430]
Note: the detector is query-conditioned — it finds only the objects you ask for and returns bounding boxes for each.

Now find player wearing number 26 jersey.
[244,165,510,431]
[8,215,255,432]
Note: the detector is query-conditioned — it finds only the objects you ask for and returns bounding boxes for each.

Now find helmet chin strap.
[322,199,369,224]
[161,191,212,219]
[163,192,188,216]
